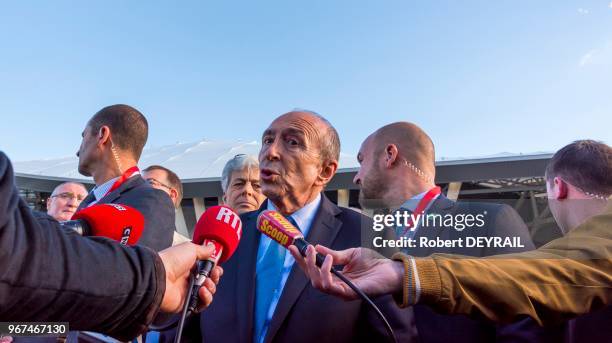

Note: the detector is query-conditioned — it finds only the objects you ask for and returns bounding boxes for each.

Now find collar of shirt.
[255,193,322,342]
[90,176,119,205]
[399,189,440,213]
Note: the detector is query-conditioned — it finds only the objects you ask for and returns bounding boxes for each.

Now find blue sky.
[1,0,611,161]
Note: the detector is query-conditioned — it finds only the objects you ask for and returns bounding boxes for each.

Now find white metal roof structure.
[13,139,554,198]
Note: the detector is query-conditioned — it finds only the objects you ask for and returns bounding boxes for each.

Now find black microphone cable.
[149,260,216,342]
[293,239,398,343]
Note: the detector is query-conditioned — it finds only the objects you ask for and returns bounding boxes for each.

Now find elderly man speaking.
[176,111,412,342]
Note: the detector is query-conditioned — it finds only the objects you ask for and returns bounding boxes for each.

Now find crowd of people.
[0,103,609,342]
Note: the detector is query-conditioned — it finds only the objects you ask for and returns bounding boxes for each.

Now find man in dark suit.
[176,111,414,343]
[75,104,174,252]
[352,121,564,342]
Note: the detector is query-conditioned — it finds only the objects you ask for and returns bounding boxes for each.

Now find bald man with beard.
[351,122,563,342]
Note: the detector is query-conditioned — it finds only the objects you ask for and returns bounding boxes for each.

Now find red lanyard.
[104,166,140,197]
[402,186,441,235]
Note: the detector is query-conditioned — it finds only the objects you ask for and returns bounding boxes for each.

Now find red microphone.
[188,205,242,312]
[61,204,144,246]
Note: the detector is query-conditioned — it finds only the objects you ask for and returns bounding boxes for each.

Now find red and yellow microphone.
[257,210,325,266]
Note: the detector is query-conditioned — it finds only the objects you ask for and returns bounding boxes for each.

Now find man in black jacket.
[173,111,415,342]
[76,104,174,252]
[0,151,221,341]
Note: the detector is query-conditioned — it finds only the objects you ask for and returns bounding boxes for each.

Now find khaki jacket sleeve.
[409,204,612,326]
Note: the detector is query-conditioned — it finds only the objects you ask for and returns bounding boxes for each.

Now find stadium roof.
[13,139,553,196]
[12,139,359,181]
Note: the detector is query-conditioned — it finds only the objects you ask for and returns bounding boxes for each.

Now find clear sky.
[1,0,611,161]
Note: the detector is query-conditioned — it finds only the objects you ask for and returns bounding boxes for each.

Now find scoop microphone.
[256,210,398,343]
[257,209,326,266]
[61,203,144,246]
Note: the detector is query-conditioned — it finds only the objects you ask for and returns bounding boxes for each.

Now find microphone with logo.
[162,205,242,343]
[60,203,144,245]
[188,205,242,312]
[257,210,398,343]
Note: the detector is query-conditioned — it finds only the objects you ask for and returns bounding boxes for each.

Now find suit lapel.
[237,205,264,343]
[77,192,96,211]
[76,176,143,210]
[264,195,342,343]
[98,176,143,205]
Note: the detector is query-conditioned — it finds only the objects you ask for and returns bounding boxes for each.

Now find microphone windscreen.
[72,204,144,246]
[192,205,242,264]
[256,210,304,248]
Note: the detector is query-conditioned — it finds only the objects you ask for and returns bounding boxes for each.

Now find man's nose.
[67,198,78,207]
[243,182,254,196]
[353,171,362,186]
[262,140,281,161]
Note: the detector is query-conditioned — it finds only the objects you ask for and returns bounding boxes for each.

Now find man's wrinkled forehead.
[54,183,87,196]
[263,112,324,140]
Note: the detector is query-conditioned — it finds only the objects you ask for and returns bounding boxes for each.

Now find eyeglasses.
[146,178,173,191]
[51,192,87,201]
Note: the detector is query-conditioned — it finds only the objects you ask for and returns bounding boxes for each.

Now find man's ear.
[384,144,399,168]
[221,193,227,205]
[46,198,52,211]
[97,126,112,147]
[170,188,179,202]
[316,160,339,186]
[553,177,569,200]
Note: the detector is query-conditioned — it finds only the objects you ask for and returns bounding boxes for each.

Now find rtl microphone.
[256,210,398,343]
[149,205,242,340]
[188,205,242,312]
[60,203,144,246]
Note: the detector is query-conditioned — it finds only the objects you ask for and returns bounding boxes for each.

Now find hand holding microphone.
[61,203,144,245]
[290,245,404,301]
[158,242,224,313]
[189,205,242,313]
[257,210,398,343]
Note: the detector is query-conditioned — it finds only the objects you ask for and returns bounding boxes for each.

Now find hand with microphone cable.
[158,242,224,313]
[257,210,399,343]
[60,203,144,245]
[289,245,404,301]
[152,205,242,342]
[187,205,242,313]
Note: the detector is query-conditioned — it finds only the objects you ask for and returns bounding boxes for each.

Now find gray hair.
[221,154,260,192]
[292,108,340,163]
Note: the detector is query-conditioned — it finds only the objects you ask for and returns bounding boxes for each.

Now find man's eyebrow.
[232,177,247,183]
[262,129,274,137]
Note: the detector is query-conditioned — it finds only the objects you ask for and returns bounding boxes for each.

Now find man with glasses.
[143,165,183,209]
[46,182,88,221]
[143,165,191,245]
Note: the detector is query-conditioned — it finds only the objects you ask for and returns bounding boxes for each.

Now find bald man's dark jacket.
[172,195,416,343]
[77,174,175,252]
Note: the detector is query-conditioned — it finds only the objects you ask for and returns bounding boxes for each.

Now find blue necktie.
[254,216,299,343]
